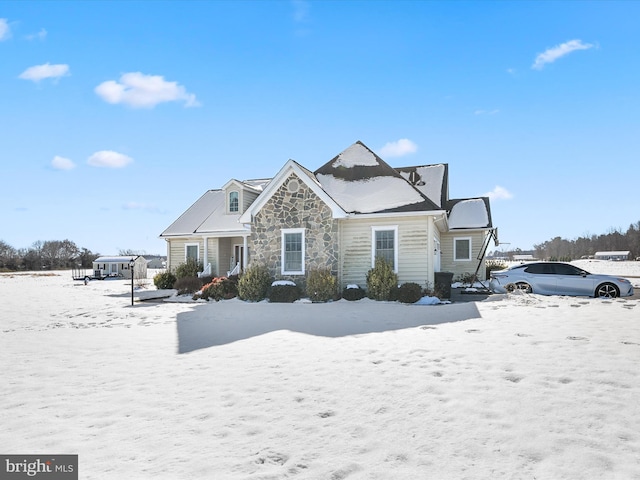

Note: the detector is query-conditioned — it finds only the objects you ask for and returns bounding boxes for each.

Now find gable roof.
[314,141,441,214]
[239,159,348,223]
[396,163,448,208]
[160,190,249,237]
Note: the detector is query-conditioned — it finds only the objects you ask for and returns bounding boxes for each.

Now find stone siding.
[250,174,339,285]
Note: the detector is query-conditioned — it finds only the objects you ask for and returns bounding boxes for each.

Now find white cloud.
[19,63,70,82]
[0,18,10,41]
[474,109,500,116]
[123,202,164,214]
[379,138,418,158]
[95,72,200,108]
[87,151,133,168]
[532,39,594,70]
[51,155,75,170]
[291,0,310,22]
[484,185,513,201]
[26,28,47,41]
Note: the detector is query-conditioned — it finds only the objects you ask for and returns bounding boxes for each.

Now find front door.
[434,239,441,272]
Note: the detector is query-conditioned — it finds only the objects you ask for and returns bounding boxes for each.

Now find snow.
[2,264,640,479]
[331,143,379,168]
[316,174,425,213]
[399,164,445,207]
[448,198,489,229]
[272,280,296,286]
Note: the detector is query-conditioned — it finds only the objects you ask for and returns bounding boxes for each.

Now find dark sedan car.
[489,262,634,298]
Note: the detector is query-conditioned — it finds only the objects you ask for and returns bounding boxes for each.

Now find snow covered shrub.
[455,272,475,286]
[198,276,238,301]
[342,285,366,301]
[396,282,423,304]
[366,257,398,301]
[237,264,272,302]
[174,258,202,279]
[269,282,301,303]
[174,276,202,295]
[153,271,176,289]
[485,260,507,279]
[306,268,337,302]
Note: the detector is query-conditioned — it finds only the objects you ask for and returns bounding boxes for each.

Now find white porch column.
[203,236,209,268]
[243,235,249,270]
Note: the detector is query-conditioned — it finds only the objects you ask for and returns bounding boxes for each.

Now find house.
[160,141,496,288]
[92,255,147,279]
[594,251,630,261]
[160,179,271,276]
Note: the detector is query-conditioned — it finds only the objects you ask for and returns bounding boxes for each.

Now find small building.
[594,251,630,261]
[513,254,536,262]
[92,256,147,279]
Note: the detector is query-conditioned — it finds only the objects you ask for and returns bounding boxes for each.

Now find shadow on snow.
[176,300,482,353]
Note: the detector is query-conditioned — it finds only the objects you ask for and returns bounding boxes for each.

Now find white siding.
[340,216,431,289]
[440,230,488,280]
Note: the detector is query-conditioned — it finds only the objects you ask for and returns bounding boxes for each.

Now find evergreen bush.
[153,271,176,290]
[237,264,272,302]
[269,283,301,303]
[342,285,366,301]
[366,257,398,301]
[306,268,337,302]
[174,258,202,279]
[396,282,423,303]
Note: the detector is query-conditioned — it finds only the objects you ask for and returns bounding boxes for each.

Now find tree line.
[0,239,100,271]
[494,221,640,261]
[0,239,154,272]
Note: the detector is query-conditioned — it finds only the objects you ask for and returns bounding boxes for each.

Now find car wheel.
[595,283,619,298]
[506,282,532,293]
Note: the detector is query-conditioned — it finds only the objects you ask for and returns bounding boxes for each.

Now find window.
[229,191,239,213]
[185,243,199,262]
[282,228,305,275]
[372,226,398,271]
[454,237,472,261]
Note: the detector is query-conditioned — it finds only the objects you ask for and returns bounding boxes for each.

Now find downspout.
[427,216,435,286]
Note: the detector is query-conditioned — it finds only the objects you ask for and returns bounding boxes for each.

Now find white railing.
[198,263,212,278]
[227,262,240,277]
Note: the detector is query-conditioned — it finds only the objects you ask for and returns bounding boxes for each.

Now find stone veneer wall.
[250,173,339,286]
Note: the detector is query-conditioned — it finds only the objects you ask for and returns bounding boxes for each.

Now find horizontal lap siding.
[168,238,202,271]
[440,231,487,280]
[340,217,430,289]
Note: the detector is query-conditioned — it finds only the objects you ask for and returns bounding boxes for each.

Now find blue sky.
[1,1,639,256]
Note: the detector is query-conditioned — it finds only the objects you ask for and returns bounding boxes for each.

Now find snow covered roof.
[160,190,249,237]
[397,164,448,208]
[94,256,145,263]
[314,141,440,214]
[447,198,492,229]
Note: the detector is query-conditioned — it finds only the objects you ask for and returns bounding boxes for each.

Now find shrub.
[306,268,337,302]
[174,276,202,295]
[153,271,176,289]
[237,264,272,302]
[269,282,301,303]
[396,282,423,303]
[366,257,398,301]
[342,285,366,301]
[485,260,507,279]
[174,258,202,279]
[455,272,476,286]
[198,276,238,301]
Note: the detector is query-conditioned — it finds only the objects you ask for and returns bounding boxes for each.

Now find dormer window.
[229,191,239,213]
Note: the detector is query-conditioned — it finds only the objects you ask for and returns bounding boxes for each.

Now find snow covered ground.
[1,262,640,479]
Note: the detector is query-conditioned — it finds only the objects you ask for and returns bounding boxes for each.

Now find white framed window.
[282,228,305,275]
[185,243,199,262]
[229,191,239,213]
[371,226,398,272]
[454,237,472,261]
